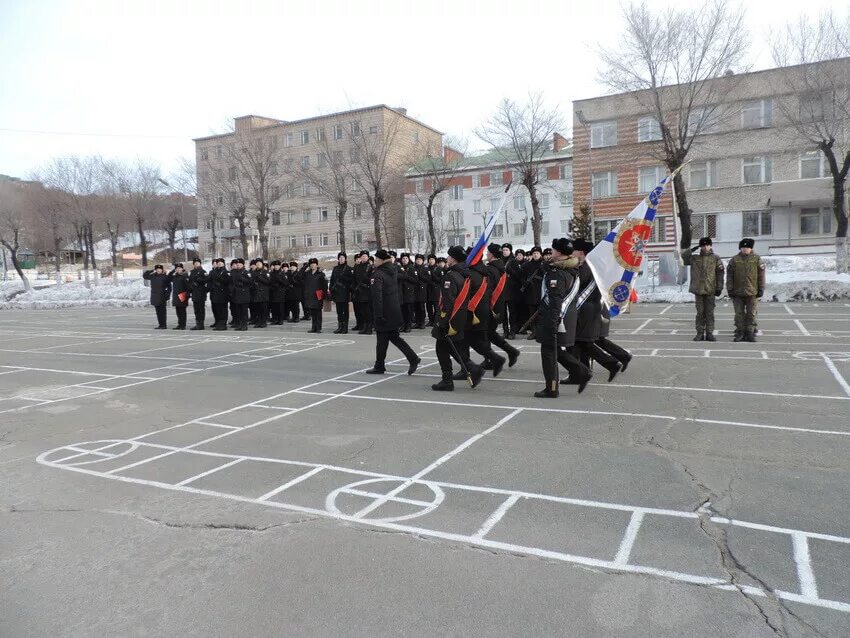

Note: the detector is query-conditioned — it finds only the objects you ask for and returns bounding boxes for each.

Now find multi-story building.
[194,105,441,259]
[572,60,847,260]
[404,134,574,254]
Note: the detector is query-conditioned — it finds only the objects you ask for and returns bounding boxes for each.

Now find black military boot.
[365,365,385,374]
[340,323,348,334]
[607,362,622,383]
[733,331,745,342]
[705,332,716,342]
[481,359,494,370]
[407,356,421,375]
[534,380,559,399]
[507,348,520,367]
[469,364,484,388]
[745,331,757,343]
[363,323,373,335]
[333,322,343,335]
[452,369,468,381]
[491,354,506,378]
[432,373,454,391]
[693,332,705,341]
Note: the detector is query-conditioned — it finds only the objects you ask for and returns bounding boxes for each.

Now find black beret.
[174,263,184,269]
[270,260,281,266]
[375,249,390,260]
[699,237,712,247]
[436,256,446,263]
[447,245,467,262]
[192,258,202,264]
[487,242,502,258]
[289,261,297,267]
[237,258,245,264]
[389,250,398,257]
[552,238,574,255]
[739,238,754,249]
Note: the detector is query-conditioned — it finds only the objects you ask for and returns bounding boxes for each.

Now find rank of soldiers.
[141,235,764,398]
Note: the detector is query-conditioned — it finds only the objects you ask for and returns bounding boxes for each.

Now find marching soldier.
[167,263,190,330]
[353,251,373,334]
[142,264,171,329]
[535,238,592,398]
[484,243,520,368]
[269,260,287,325]
[398,253,417,332]
[727,238,765,342]
[302,257,327,333]
[425,254,438,326]
[682,237,724,341]
[229,258,251,331]
[431,246,484,391]
[330,252,354,334]
[188,258,208,330]
[504,246,524,339]
[208,258,230,331]
[520,246,544,334]
[365,249,421,375]
[413,254,427,329]
[251,258,270,329]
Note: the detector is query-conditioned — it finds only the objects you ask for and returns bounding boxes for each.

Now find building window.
[592,171,617,198]
[369,125,378,134]
[742,157,772,184]
[319,233,329,247]
[493,224,505,238]
[316,128,326,142]
[302,209,311,223]
[301,131,310,145]
[349,148,359,163]
[513,222,525,236]
[301,156,310,169]
[201,148,208,161]
[284,133,293,147]
[593,219,619,241]
[216,195,224,206]
[317,154,326,168]
[687,106,720,135]
[414,179,423,194]
[204,217,212,230]
[472,174,481,188]
[451,185,463,200]
[353,230,363,244]
[591,120,617,148]
[332,150,343,165]
[491,171,504,186]
[638,116,662,142]
[287,211,296,224]
[537,166,548,182]
[650,216,668,243]
[351,121,361,136]
[216,145,222,158]
[742,210,773,236]
[271,186,280,199]
[639,166,665,193]
[800,92,829,123]
[690,213,717,239]
[541,221,550,236]
[800,151,827,179]
[319,208,329,221]
[284,184,293,199]
[559,164,572,181]
[333,124,344,140]
[352,204,362,218]
[689,161,718,189]
[539,194,550,209]
[288,235,297,248]
[489,198,499,213]
[558,191,574,206]
[513,195,526,210]
[302,182,311,197]
[228,166,237,181]
[304,234,313,247]
[474,225,482,237]
[560,219,569,234]
[800,208,832,235]
[229,191,238,205]
[742,99,773,129]
[473,199,481,213]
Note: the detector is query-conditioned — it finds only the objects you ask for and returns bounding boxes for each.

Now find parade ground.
[2,301,850,637]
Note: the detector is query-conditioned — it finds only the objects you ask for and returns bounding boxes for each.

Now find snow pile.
[762,255,836,273]
[0,278,149,309]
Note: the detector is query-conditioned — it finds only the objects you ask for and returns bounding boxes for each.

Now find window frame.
[799,151,826,179]
[741,98,773,129]
[742,209,773,237]
[637,116,662,142]
[590,120,617,148]
[688,160,718,189]
[591,171,617,198]
[742,156,772,185]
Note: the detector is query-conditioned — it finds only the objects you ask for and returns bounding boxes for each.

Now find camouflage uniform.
[726,251,765,341]
[683,249,724,337]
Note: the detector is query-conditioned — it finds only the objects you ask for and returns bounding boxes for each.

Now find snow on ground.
[0,278,148,309]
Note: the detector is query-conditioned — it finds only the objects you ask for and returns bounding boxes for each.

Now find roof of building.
[194,104,442,142]
[406,144,572,176]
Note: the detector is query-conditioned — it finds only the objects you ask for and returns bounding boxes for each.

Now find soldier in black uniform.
[227,259,239,326]
[424,254,438,326]
[412,254,427,329]
[429,256,445,329]
[229,258,251,331]
[167,263,190,330]
[302,258,327,333]
[188,258,208,330]
[142,264,171,329]
[365,249,421,375]
[484,243,520,369]
[535,238,592,398]
[397,253,416,332]
[520,247,544,334]
[353,251,373,334]
[269,260,287,325]
[208,259,230,330]
[250,259,270,328]
[330,252,354,334]
[247,259,258,325]
[504,246,524,339]
[285,261,301,323]
[432,246,484,391]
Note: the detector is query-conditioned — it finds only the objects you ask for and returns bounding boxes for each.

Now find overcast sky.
[0,0,841,181]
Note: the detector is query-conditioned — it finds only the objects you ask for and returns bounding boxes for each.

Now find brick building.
[404,134,574,254]
[572,59,848,259]
[194,105,441,259]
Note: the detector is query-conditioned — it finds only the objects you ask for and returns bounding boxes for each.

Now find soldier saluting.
[727,237,765,342]
[681,237,724,341]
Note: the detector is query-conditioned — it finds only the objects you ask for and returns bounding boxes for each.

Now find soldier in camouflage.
[681,237,724,342]
[726,237,766,343]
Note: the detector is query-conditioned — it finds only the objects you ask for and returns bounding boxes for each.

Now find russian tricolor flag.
[467,182,512,266]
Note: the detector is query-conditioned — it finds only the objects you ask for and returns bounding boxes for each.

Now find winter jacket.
[435,263,469,341]
[269,270,287,303]
[229,268,252,305]
[188,267,208,302]
[726,252,765,297]
[683,250,724,296]
[302,269,327,310]
[536,256,581,347]
[142,271,171,306]
[251,269,271,303]
[330,263,354,303]
[575,261,601,342]
[485,258,508,319]
[370,263,403,332]
[521,258,545,305]
[207,267,231,304]
[504,257,523,302]
[168,271,190,308]
[398,262,418,304]
[467,262,491,332]
[353,262,372,303]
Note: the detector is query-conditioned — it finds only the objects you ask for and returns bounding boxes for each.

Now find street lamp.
[158,178,189,262]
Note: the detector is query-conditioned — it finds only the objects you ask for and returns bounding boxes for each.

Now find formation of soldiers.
[142,238,633,399]
[682,237,766,342]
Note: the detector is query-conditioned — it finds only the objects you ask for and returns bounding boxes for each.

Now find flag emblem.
[614,219,652,271]
[609,281,631,304]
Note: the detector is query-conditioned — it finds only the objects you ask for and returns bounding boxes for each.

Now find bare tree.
[597,0,749,248]
[23,179,66,276]
[202,150,252,258]
[476,93,564,247]
[771,12,850,272]
[0,180,33,290]
[108,159,164,267]
[410,138,468,254]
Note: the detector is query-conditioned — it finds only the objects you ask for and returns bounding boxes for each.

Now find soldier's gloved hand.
[715,289,722,297]
[690,246,700,252]
[431,325,447,340]
[757,289,764,298]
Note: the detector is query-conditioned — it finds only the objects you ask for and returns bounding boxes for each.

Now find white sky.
[0,0,842,180]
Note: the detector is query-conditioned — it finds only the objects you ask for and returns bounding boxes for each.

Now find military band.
[142,234,764,397]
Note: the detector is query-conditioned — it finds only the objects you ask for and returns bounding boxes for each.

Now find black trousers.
[154,304,167,327]
[374,330,417,368]
[254,302,268,327]
[401,303,413,329]
[249,302,257,324]
[233,303,248,329]
[310,310,322,332]
[356,301,372,329]
[175,305,187,328]
[193,300,206,326]
[353,301,362,328]
[229,302,236,324]
[488,320,519,357]
[426,300,436,324]
[596,337,631,365]
[507,300,524,335]
[436,336,476,376]
[413,302,426,327]
[271,301,283,323]
[335,301,349,325]
[542,335,590,391]
[459,330,500,364]
[573,341,619,372]
[211,302,228,327]
[524,304,538,332]
[301,302,310,319]
[285,300,299,322]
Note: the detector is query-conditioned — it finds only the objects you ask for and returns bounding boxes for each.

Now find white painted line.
[659,305,673,315]
[783,303,795,315]
[473,494,521,539]
[342,488,433,508]
[614,510,646,566]
[632,318,653,334]
[354,408,524,520]
[822,353,850,397]
[175,458,244,486]
[248,404,296,412]
[0,365,115,377]
[792,532,819,599]
[685,417,850,438]
[257,466,324,501]
[189,421,242,430]
[794,319,811,336]
[334,379,371,385]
